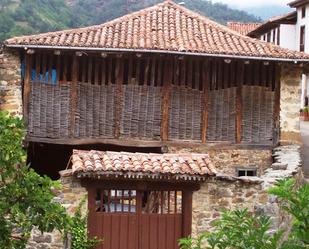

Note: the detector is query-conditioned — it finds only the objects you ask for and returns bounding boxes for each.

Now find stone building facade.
[0,47,22,116]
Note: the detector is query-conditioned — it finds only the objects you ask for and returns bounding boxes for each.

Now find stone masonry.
[280,63,302,143]
[0,47,22,115]
[169,145,272,177]
[192,145,303,238]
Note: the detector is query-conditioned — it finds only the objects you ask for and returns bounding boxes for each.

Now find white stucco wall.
[280,24,297,50]
[295,3,309,53]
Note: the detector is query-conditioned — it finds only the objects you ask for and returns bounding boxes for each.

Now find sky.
[211,0,290,8]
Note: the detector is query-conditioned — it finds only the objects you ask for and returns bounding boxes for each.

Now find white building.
[248,0,309,108]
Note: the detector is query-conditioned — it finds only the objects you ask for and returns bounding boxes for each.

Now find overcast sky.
[211,0,290,8]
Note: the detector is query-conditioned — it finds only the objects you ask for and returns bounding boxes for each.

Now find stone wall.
[192,145,303,238]
[168,145,272,176]
[26,171,87,249]
[0,47,22,115]
[280,63,302,143]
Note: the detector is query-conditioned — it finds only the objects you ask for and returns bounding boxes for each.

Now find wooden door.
[88,187,188,249]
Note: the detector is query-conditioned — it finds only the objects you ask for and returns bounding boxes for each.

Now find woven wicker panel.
[168,86,203,141]
[120,85,162,140]
[28,82,71,138]
[207,87,237,142]
[242,86,274,144]
[74,82,116,138]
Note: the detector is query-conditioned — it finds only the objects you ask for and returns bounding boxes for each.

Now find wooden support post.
[70,55,79,137]
[182,190,193,237]
[114,58,124,138]
[236,61,244,144]
[201,60,210,143]
[161,59,172,141]
[35,53,40,81]
[23,53,32,125]
[274,64,281,145]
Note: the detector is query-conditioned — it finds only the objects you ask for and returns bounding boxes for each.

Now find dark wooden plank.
[158,216,167,249]
[23,53,32,125]
[202,60,210,143]
[141,215,150,249]
[56,55,61,83]
[166,216,174,249]
[128,216,138,249]
[174,215,182,249]
[144,58,150,85]
[103,215,112,249]
[62,54,67,82]
[114,58,124,138]
[94,57,100,85]
[81,57,87,83]
[35,53,41,81]
[111,215,121,249]
[70,55,79,137]
[149,215,158,249]
[88,57,93,83]
[236,61,244,143]
[182,191,192,237]
[127,58,133,85]
[161,60,173,141]
[47,54,53,84]
[187,59,193,88]
[101,58,106,85]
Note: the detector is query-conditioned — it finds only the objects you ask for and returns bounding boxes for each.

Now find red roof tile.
[71,150,216,181]
[227,22,261,36]
[5,1,309,60]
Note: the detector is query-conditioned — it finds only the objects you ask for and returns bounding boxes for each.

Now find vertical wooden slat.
[62,54,67,82]
[48,54,53,84]
[187,59,193,88]
[180,59,186,87]
[150,58,156,86]
[94,57,100,85]
[88,57,93,83]
[81,57,87,83]
[70,55,78,137]
[41,53,47,81]
[35,53,41,81]
[56,55,61,83]
[114,58,124,138]
[23,53,32,125]
[144,58,150,85]
[182,191,192,237]
[127,58,133,85]
[87,187,97,238]
[236,61,244,143]
[274,64,281,145]
[202,60,210,143]
[161,60,172,141]
[136,59,141,85]
[101,58,106,85]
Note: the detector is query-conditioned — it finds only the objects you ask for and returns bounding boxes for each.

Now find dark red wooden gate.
[87,183,193,249]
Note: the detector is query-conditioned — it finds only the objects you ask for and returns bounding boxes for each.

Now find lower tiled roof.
[227,22,261,36]
[71,150,216,181]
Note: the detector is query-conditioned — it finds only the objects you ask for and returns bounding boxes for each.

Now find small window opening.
[236,167,257,177]
[300,25,306,52]
[302,7,306,18]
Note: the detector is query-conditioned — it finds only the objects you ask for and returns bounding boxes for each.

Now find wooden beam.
[70,55,79,137]
[274,64,281,145]
[25,135,275,150]
[182,190,193,237]
[201,60,210,143]
[23,53,32,125]
[161,60,173,141]
[236,61,244,144]
[114,58,124,138]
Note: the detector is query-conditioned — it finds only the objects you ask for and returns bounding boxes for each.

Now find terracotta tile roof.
[5,1,309,60]
[227,22,261,36]
[71,150,216,181]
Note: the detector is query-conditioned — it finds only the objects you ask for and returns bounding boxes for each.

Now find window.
[302,6,306,18]
[263,34,266,41]
[272,29,276,43]
[277,27,280,45]
[236,168,257,177]
[267,31,271,42]
[300,25,306,52]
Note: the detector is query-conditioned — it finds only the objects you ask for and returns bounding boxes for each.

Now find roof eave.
[288,0,309,7]
[5,44,309,63]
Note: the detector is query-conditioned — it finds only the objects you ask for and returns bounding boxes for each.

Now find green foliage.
[0,111,69,249]
[0,0,261,42]
[268,179,309,248]
[65,198,102,249]
[179,209,282,249]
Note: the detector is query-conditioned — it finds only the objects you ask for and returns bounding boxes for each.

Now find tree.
[0,111,68,249]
